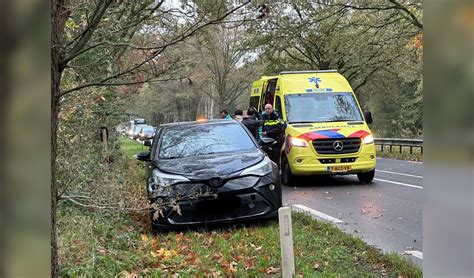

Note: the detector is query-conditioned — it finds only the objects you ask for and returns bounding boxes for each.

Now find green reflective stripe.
[264,120,283,126]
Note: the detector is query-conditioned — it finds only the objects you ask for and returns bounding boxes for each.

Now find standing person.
[220,109,232,120]
[234,109,244,122]
[242,107,261,140]
[261,104,285,167]
[252,106,261,120]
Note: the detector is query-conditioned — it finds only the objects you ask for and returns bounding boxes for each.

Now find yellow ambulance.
[249,70,376,185]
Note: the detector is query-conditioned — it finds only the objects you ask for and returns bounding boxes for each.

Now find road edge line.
[291,204,344,223]
[404,250,423,260]
[374,178,423,189]
[377,169,423,179]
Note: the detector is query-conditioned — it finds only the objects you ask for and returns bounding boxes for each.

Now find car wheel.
[151,223,171,234]
[357,169,375,183]
[281,157,296,186]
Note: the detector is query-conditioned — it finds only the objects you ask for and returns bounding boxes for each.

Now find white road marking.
[407,160,423,164]
[374,178,423,190]
[291,204,344,223]
[377,170,423,179]
[376,158,423,165]
[404,250,423,260]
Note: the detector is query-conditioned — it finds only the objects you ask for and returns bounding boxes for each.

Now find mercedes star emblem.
[333,140,344,151]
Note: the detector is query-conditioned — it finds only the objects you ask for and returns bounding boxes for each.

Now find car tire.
[281,157,296,186]
[357,169,375,183]
[151,223,171,234]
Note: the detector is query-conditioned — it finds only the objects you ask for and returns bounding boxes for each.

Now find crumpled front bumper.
[149,172,282,230]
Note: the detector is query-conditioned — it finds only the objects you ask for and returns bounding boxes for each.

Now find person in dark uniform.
[261,103,285,167]
[242,107,261,140]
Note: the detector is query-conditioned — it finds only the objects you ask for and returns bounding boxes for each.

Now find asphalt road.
[282,157,423,266]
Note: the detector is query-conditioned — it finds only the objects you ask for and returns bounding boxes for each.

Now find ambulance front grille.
[312,138,361,154]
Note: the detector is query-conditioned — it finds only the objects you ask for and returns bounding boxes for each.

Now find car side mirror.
[364,111,373,124]
[144,140,152,147]
[136,151,151,161]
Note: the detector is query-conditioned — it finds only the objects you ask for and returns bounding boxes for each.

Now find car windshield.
[285,92,363,123]
[158,122,256,159]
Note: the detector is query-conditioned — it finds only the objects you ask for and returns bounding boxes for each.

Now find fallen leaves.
[266,266,280,274]
[250,243,263,251]
[175,232,185,241]
[115,270,139,278]
[244,257,256,270]
[227,261,238,274]
[150,248,178,260]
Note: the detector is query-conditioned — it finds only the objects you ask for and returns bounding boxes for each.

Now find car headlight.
[363,135,374,144]
[152,168,190,187]
[240,157,273,177]
[289,137,309,147]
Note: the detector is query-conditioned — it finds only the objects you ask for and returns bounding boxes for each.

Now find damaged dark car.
[136,119,282,232]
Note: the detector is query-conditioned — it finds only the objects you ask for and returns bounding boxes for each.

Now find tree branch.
[66,0,114,64]
[388,0,423,29]
[59,0,251,97]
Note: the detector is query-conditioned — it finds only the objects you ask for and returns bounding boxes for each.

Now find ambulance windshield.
[285,92,363,124]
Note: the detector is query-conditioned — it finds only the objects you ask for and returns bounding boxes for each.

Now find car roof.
[160,119,238,129]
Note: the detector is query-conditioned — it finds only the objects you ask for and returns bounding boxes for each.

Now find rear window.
[158,122,256,159]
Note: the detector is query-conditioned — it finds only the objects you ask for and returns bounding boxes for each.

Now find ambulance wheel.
[357,170,375,183]
[281,157,296,186]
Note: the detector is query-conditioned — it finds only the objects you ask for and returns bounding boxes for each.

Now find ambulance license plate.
[328,165,352,173]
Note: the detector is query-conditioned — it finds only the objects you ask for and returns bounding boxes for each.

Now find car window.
[158,123,256,159]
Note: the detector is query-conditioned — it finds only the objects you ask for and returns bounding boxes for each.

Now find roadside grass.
[375,144,423,162]
[117,135,148,159]
[58,137,422,277]
[58,208,421,277]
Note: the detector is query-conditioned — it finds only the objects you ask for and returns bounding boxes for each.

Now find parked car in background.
[131,124,148,139]
[138,125,156,141]
[136,119,282,232]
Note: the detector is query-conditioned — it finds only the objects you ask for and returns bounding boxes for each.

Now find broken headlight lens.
[152,168,190,187]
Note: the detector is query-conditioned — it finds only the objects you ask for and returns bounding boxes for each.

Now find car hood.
[157,150,265,179]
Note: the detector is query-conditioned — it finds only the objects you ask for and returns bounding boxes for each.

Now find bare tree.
[199,25,256,112]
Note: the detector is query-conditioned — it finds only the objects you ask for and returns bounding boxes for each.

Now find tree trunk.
[51,0,67,277]
[50,83,60,278]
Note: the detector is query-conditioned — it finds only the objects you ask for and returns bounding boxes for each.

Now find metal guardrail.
[374,138,423,154]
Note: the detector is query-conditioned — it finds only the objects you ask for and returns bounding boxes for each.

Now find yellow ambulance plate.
[328,165,352,172]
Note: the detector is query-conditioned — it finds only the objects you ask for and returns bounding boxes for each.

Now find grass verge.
[58,137,422,277]
[118,136,148,159]
[375,144,423,162]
